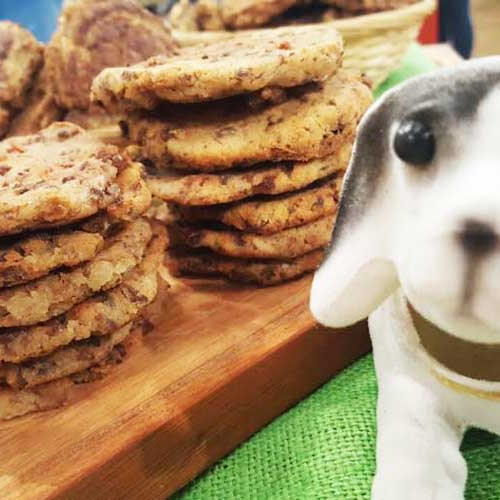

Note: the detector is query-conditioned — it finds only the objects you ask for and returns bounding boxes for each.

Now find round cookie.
[179,176,342,234]
[6,68,63,138]
[91,24,343,109]
[1,322,133,389]
[0,218,152,328]
[145,145,350,206]
[0,21,43,115]
[45,0,176,110]
[0,320,145,420]
[0,122,123,237]
[125,72,370,170]
[107,161,152,221]
[169,248,324,285]
[221,0,297,29]
[0,229,104,289]
[181,215,334,259]
[0,225,167,363]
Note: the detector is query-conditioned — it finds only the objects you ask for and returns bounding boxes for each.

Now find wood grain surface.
[0,275,369,500]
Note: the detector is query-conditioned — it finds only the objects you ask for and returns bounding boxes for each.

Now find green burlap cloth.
[174,46,500,500]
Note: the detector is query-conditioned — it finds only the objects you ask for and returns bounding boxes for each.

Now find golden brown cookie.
[0,218,152,328]
[0,224,166,363]
[6,67,63,138]
[168,0,225,31]
[181,215,334,259]
[91,24,343,109]
[0,229,104,289]
[179,176,342,234]
[145,144,350,206]
[0,318,146,420]
[0,21,43,115]
[169,248,324,285]
[45,0,176,110]
[0,122,123,237]
[221,0,297,29]
[125,72,370,170]
[107,161,152,221]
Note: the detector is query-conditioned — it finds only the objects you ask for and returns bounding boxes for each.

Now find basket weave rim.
[171,0,436,43]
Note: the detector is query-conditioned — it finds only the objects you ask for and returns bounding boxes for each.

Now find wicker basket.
[172,0,436,87]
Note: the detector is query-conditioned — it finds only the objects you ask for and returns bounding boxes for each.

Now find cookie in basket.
[0,21,43,136]
[91,24,343,109]
[169,248,324,285]
[125,72,371,170]
[144,145,350,206]
[220,0,298,29]
[45,0,176,110]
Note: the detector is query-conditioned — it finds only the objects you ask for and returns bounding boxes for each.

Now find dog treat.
[91,24,343,109]
[169,248,324,285]
[0,122,123,237]
[0,226,167,363]
[145,148,349,205]
[125,72,369,170]
[0,218,152,328]
[181,215,335,259]
[45,0,176,109]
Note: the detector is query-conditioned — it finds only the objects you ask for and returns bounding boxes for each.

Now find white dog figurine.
[310,57,500,500]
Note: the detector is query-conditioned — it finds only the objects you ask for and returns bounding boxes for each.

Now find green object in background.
[175,45,500,500]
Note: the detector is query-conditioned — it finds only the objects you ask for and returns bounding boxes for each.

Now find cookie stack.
[0,122,166,420]
[91,24,372,285]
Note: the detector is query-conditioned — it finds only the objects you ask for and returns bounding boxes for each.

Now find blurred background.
[0,0,498,57]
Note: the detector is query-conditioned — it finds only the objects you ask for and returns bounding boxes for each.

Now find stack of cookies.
[0,122,166,420]
[91,24,372,285]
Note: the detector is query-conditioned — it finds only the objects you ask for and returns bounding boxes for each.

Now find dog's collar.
[408,303,500,383]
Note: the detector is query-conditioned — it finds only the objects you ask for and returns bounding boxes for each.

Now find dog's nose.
[457,219,498,256]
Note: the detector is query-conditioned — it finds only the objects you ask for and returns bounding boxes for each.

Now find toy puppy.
[310,57,500,500]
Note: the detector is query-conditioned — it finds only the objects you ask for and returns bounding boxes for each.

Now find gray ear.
[310,100,399,328]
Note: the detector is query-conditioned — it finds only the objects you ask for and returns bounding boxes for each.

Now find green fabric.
[174,46,500,500]
[174,357,500,500]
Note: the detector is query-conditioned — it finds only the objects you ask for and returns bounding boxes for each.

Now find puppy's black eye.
[394,119,435,166]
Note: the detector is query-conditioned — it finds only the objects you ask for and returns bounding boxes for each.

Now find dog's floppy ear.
[310,100,399,328]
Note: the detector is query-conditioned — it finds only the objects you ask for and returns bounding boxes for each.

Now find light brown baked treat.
[323,0,417,11]
[0,218,152,328]
[145,144,350,205]
[181,215,334,259]
[0,319,146,420]
[1,322,133,389]
[0,122,123,237]
[169,248,324,285]
[91,24,343,109]
[0,21,43,110]
[126,72,370,170]
[45,0,177,110]
[6,67,63,138]
[180,176,342,234]
[221,0,297,29]
[107,161,152,221]
[0,229,104,289]
[64,104,122,130]
[168,0,225,31]
[0,225,167,363]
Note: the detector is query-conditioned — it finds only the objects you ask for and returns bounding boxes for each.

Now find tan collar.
[408,303,500,382]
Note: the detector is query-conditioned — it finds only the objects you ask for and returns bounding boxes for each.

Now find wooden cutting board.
[0,274,370,500]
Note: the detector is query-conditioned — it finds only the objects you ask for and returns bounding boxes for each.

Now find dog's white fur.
[310,58,500,500]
